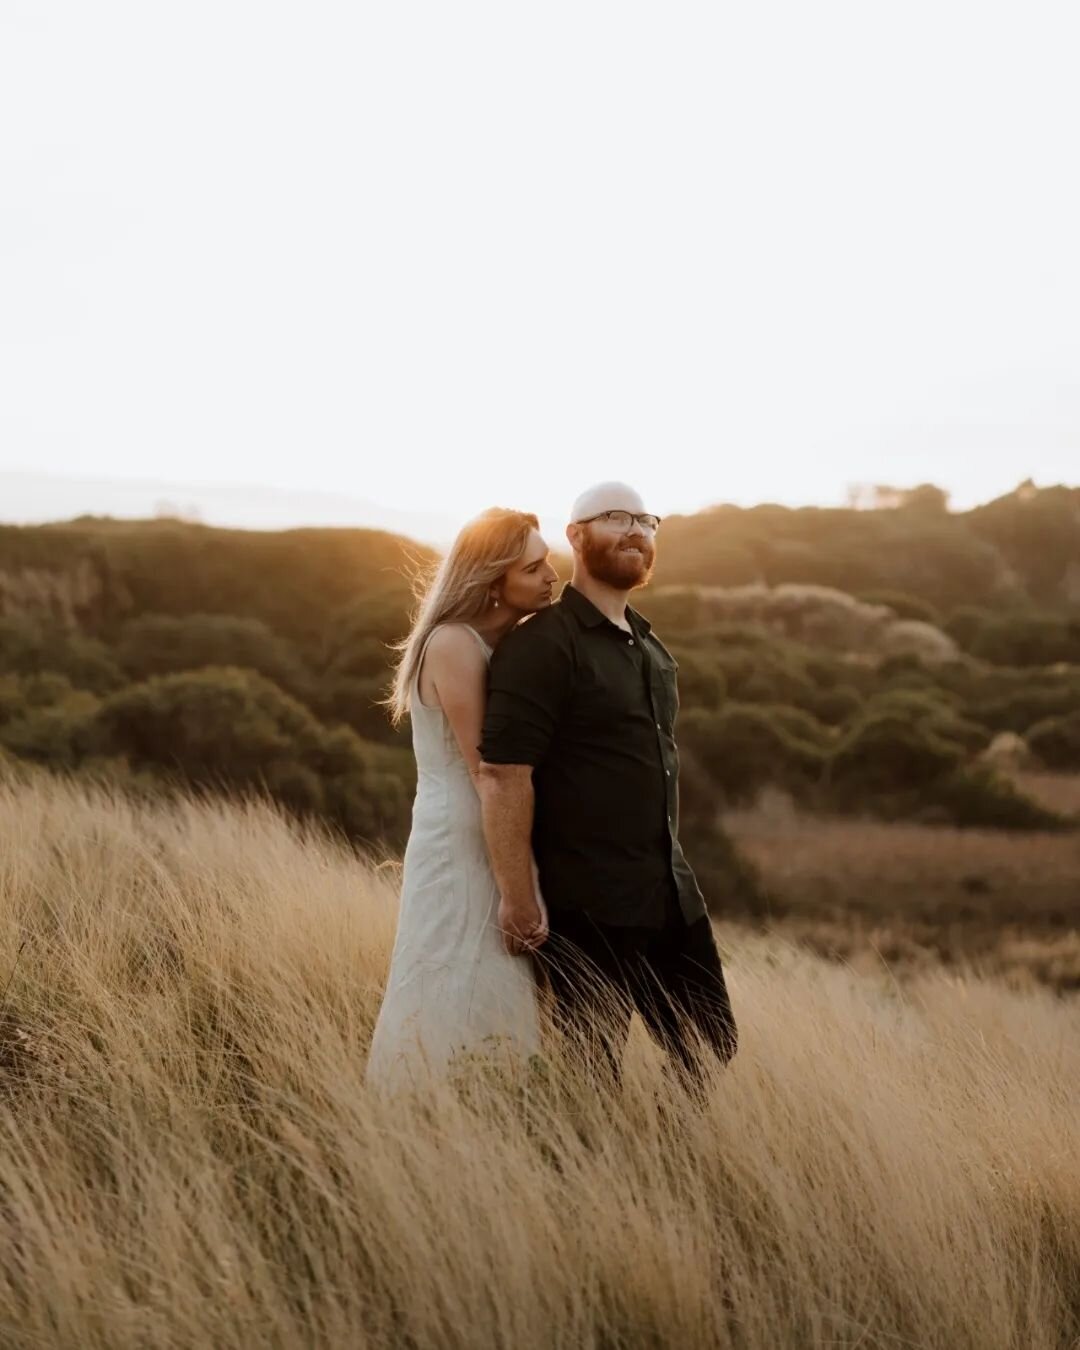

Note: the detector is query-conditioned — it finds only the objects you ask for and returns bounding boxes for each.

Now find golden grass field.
[1,772,1079,1349]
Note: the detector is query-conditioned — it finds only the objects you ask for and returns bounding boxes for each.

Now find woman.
[364,508,560,1095]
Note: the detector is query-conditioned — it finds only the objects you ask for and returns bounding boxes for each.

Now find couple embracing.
[365,482,738,1099]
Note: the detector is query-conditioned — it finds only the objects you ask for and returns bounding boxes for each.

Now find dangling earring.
[491,595,499,609]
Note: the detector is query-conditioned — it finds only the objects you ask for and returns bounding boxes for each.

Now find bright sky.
[2,2,1078,540]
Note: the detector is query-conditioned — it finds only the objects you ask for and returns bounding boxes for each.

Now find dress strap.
[461,624,493,660]
[414,624,444,671]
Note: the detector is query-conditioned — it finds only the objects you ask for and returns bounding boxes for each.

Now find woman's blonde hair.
[384,507,540,725]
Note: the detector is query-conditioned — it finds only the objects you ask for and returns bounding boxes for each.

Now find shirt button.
[656,722,662,730]
[628,638,635,645]
[665,769,671,776]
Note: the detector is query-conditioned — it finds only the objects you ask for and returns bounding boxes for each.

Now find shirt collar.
[560,582,653,634]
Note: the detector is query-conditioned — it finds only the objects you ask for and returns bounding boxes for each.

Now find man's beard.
[581,530,656,590]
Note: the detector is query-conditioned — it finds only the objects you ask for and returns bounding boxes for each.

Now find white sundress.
[364,623,543,1094]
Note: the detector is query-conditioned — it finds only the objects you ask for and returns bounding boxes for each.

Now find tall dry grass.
[0,772,1078,1349]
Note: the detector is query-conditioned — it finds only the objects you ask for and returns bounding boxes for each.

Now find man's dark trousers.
[534,885,738,1095]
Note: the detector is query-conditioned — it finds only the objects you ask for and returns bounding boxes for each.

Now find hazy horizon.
[0,464,1068,549]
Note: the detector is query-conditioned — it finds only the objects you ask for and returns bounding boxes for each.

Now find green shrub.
[757,539,846,588]
[1026,712,1080,770]
[664,647,727,711]
[0,616,123,694]
[967,482,1080,604]
[860,686,946,718]
[857,590,943,625]
[943,606,995,650]
[796,683,864,726]
[0,672,103,767]
[968,683,1080,734]
[856,688,991,754]
[0,684,101,768]
[309,673,400,745]
[651,534,761,587]
[0,674,22,726]
[712,647,816,708]
[116,613,314,701]
[958,611,1080,667]
[91,520,429,649]
[826,712,966,798]
[927,764,1069,831]
[322,636,394,681]
[879,669,945,700]
[801,652,856,689]
[91,666,413,847]
[93,666,308,776]
[823,711,1063,829]
[753,703,835,750]
[877,652,936,680]
[679,704,826,804]
[261,760,328,815]
[636,588,710,632]
[317,591,415,676]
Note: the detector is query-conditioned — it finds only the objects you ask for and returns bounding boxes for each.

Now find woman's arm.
[419,625,489,782]
[421,625,547,953]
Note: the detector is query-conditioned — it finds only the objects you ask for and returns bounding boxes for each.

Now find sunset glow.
[2,4,1077,539]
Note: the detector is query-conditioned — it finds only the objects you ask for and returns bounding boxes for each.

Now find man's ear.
[565,522,582,554]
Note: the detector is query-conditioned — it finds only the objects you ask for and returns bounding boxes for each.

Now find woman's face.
[497,529,558,614]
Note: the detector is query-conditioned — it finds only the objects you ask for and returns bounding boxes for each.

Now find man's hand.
[497,894,549,956]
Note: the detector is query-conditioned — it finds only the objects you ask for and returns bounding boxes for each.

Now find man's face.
[579,515,657,589]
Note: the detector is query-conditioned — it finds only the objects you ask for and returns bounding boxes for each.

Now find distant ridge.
[5,475,1080,618]
[0,469,464,547]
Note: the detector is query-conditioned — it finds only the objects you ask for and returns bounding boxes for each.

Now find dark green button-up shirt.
[480,582,707,928]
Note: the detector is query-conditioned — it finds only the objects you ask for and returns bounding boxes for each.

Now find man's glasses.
[576,509,662,533]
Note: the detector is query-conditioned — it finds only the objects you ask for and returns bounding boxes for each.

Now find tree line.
[2,479,1080,915]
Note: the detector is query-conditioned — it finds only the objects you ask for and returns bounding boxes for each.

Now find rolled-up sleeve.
[480,622,573,766]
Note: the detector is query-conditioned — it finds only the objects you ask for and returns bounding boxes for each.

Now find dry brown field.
[723,777,1080,993]
[0,773,1078,1348]
[1014,770,1080,819]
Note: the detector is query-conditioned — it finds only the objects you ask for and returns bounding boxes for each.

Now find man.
[477,481,738,1094]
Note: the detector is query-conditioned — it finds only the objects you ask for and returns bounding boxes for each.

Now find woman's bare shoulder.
[423,623,487,672]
